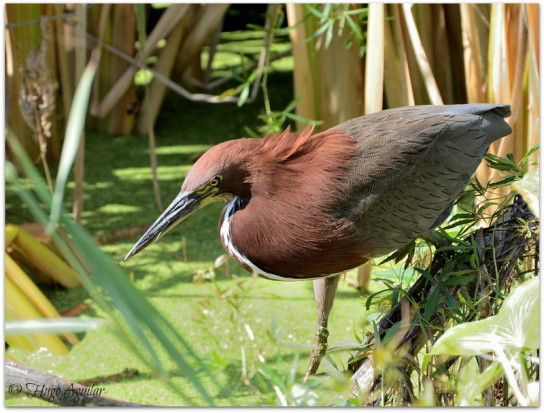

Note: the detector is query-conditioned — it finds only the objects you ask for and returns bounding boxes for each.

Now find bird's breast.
[218,196,371,280]
[219,198,338,281]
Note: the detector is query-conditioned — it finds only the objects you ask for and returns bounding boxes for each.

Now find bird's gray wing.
[332,104,512,255]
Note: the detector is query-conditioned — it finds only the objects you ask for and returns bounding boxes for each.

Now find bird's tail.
[443,103,512,143]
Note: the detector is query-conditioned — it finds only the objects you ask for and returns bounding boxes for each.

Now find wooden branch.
[348,195,538,404]
[5,360,151,406]
[87,34,244,105]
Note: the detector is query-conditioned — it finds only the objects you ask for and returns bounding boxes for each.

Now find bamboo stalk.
[505,5,520,88]
[391,4,415,106]
[487,4,510,104]
[87,4,113,134]
[286,3,321,129]
[481,3,511,194]
[317,18,363,126]
[72,4,87,223]
[431,5,455,103]
[508,5,528,164]
[383,7,402,108]
[364,3,384,115]
[174,4,229,81]
[107,4,137,135]
[417,5,435,69]
[136,20,187,135]
[397,4,425,105]
[53,3,74,125]
[460,4,486,103]
[89,4,112,120]
[525,4,539,70]
[402,4,443,105]
[443,4,469,104]
[43,4,61,160]
[96,4,189,118]
[525,4,540,170]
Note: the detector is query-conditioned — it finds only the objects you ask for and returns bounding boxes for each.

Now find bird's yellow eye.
[209,176,221,187]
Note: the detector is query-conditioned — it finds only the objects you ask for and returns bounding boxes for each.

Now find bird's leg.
[304,275,340,382]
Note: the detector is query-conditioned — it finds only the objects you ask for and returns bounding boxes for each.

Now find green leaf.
[305,4,327,20]
[421,353,432,373]
[414,267,435,283]
[512,169,539,218]
[135,4,147,56]
[519,143,540,164]
[237,84,250,107]
[432,277,539,356]
[435,245,472,253]
[443,218,479,230]
[382,321,401,345]
[485,153,521,173]
[323,4,332,19]
[443,275,475,286]
[346,8,368,16]
[365,288,391,310]
[456,359,503,406]
[306,19,332,43]
[422,288,440,321]
[284,95,302,114]
[325,24,334,48]
[345,14,364,40]
[327,341,363,352]
[372,320,381,345]
[488,175,519,188]
[284,112,319,124]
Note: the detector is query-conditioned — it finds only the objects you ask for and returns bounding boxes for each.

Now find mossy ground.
[5,32,412,406]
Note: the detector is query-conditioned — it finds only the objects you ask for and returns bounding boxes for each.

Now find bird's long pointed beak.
[124,191,202,261]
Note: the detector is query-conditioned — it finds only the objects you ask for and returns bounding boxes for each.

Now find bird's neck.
[217,130,371,278]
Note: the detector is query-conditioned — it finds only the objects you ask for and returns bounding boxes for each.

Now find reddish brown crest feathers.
[260,124,316,162]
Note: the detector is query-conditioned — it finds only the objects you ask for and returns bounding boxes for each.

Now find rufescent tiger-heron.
[125,104,512,379]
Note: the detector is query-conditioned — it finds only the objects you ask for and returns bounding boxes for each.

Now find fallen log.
[5,359,151,407]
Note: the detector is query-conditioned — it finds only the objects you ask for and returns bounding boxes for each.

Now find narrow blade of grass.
[48,50,99,233]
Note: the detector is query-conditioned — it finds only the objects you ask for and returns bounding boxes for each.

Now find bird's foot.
[303,322,329,382]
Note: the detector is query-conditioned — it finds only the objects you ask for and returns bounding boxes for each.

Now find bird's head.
[124,139,256,261]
